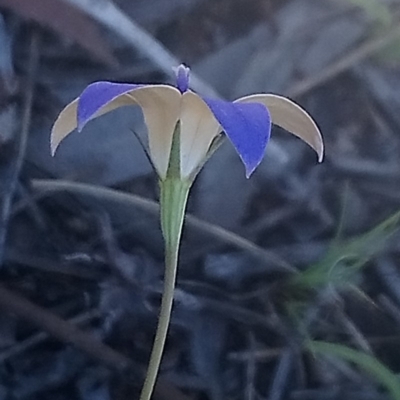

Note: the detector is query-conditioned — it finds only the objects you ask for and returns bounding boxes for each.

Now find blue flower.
[51,64,323,179]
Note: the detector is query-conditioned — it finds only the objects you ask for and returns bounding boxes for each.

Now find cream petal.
[127,86,181,178]
[51,84,181,178]
[180,91,221,177]
[236,94,324,162]
[51,98,78,156]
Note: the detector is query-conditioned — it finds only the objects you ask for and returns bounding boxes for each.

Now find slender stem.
[139,179,190,400]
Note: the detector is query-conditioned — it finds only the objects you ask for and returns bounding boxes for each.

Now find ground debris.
[1,0,400,399]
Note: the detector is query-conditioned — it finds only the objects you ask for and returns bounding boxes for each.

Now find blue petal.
[202,98,271,177]
[77,81,143,131]
[174,64,190,93]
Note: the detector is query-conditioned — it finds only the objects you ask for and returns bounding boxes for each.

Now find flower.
[51,64,323,180]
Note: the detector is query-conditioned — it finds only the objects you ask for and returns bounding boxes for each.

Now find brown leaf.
[0,0,117,67]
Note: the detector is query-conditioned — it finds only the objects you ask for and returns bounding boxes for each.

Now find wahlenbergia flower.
[51,64,323,179]
[50,64,323,400]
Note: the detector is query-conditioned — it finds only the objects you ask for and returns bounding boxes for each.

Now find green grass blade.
[292,211,400,289]
[308,340,400,400]
[347,0,392,27]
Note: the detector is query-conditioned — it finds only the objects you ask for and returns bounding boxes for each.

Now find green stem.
[139,178,190,400]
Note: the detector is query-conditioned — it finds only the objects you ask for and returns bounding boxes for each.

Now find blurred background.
[1,0,400,399]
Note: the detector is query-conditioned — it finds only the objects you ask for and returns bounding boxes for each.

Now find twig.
[4,247,103,279]
[229,347,282,362]
[245,333,257,400]
[0,284,129,369]
[336,309,373,354]
[0,308,101,363]
[288,22,400,98]
[31,179,294,273]
[0,30,40,265]
[268,349,294,400]
[0,284,191,400]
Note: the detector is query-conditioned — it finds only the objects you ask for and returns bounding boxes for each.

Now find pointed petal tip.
[309,125,324,163]
[245,166,255,179]
[238,151,267,179]
[50,139,57,157]
[317,145,324,163]
[50,98,79,157]
[50,125,65,157]
[244,155,265,178]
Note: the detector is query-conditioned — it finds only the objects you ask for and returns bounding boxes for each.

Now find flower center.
[174,64,190,93]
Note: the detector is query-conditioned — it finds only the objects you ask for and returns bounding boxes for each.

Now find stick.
[0,283,190,400]
[32,179,294,273]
